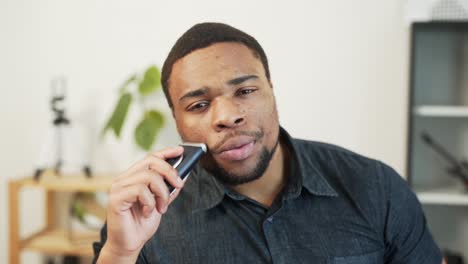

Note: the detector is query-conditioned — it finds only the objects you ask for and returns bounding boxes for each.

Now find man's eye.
[238,88,257,96]
[187,102,209,112]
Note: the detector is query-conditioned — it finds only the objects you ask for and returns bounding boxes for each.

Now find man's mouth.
[216,138,256,161]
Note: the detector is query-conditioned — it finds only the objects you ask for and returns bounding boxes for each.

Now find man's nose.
[211,97,245,131]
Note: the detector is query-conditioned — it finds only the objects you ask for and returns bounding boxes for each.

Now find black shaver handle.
[165,143,207,194]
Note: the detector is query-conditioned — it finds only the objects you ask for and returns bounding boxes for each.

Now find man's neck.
[230,140,288,207]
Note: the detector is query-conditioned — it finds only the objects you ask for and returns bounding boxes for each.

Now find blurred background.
[1,0,467,263]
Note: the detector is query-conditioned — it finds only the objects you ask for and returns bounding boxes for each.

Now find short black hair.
[161,22,271,108]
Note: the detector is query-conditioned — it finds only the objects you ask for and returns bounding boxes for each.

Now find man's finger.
[109,184,155,214]
[147,173,170,214]
[115,146,184,181]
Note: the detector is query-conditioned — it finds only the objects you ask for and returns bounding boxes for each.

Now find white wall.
[0,0,409,263]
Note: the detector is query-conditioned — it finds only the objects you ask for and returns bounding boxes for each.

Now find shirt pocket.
[332,249,384,264]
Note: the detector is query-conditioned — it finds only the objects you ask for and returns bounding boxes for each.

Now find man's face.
[169,42,280,185]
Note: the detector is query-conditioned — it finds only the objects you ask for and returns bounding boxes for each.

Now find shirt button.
[266,217,274,223]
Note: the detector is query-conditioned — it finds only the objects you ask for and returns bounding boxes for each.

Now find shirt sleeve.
[92,223,150,264]
[378,162,443,264]
[91,223,108,263]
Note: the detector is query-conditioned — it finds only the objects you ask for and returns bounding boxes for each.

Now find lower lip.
[218,142,255,161]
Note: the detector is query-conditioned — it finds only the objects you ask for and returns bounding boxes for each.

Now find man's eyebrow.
[179,87,209,102]
[178,75,258,102]
[227,75,258,86]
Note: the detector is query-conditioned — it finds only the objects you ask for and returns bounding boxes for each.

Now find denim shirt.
[93,128,442,264]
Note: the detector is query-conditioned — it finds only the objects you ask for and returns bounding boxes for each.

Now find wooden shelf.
[21,228,99,257]
[413,105,468,117]
[416,186,468,205]
[9,172,114,263]
[17,171,114,192]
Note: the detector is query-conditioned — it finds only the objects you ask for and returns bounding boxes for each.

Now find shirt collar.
[190,164,225,213]
[283,127,338,198]
[191,126,337,213]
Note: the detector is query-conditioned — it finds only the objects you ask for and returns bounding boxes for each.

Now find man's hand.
[97,146,185,263]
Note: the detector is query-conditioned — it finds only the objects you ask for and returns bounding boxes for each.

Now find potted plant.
[101,65,166,151]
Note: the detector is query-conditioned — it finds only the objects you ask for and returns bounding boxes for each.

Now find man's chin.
[204,146,273,186]
[213,154,257,171]
[209,166,264,186]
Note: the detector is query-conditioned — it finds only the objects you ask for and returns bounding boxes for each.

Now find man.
[94,22,443,263]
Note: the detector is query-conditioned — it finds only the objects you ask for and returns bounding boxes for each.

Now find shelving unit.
[8,171,114,264]
[21,228,98,256]
[407,21,468,260]
[417,186,468,205]
[414,105,468,117]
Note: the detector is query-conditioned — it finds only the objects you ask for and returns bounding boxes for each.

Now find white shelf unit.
[414,105,468,117]
[407,22,468,261]
[416,187,468,206]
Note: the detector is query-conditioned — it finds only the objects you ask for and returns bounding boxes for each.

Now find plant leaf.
[102,93,132,138]
[72,200,85,222]
[146,110,165,126]
[138,65,161,96]
[134,110,165,151]
[119,74,138,94]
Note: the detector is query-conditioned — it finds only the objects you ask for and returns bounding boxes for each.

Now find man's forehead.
[170,43,264,90]
[175,42,259,67]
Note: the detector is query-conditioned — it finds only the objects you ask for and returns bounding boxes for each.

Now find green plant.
[102,65,165,151]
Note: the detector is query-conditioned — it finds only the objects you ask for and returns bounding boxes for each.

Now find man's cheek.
[177,118,204,140]
[181,129,203,142]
